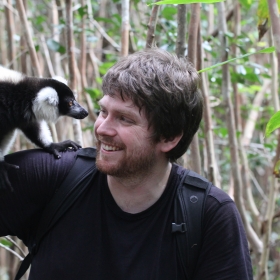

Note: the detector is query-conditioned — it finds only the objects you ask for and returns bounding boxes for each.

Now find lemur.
[0,66,88,191]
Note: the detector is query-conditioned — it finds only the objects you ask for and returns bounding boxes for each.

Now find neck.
[107,161,172,214]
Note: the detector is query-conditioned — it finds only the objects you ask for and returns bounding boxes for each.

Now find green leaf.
[47,39,66,54]
[258,46,276,53]
[77,5,88,18]
[84,88,102,99]
[150,0,224,5]
[198,46,275,73]
[273,160,280,177]
[265,110,280,137]
[0,239,12,247]
[238,0,252,9]
[162,6,177,20]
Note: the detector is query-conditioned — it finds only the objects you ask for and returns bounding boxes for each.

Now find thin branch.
[188,3,201,174]
[198,27,220,187]
[0,243,24,261]
[3,0,18,15]
[40,35,55,77]
[242,80,270,146]
[146,3,160,48]
[5,236,26,257]
[87,15,121,53]
[5,0,16,69]
[249,171,268,201]
[121,0,130,56]
[16,0,42,76]
[175,4,187,57]
[207,8,234,41]
[65,0,83,146]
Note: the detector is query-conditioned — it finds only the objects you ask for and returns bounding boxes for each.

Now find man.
[0,48,253,279]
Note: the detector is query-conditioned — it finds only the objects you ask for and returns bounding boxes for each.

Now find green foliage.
[0,238,12,247]
[151,0,224,5]
[265,111,280,137]
[46,39,66,54]
[238,0,253,9]
[198,46,275,73]
[99,62,116,76]
[273,160,280,177]
[31,15,47,32]
[85,88,102,102]
[77,5,88,18]
[161,6,177,20]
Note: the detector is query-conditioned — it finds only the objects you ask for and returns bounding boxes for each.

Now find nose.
[80,108,88,118]
[95,115,116,137]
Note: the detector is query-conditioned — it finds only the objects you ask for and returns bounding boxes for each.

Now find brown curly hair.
[102,48,203,162]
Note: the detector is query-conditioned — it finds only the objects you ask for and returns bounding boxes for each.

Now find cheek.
[94,117,102,134]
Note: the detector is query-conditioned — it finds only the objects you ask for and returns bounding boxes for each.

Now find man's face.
[94,95,160,178]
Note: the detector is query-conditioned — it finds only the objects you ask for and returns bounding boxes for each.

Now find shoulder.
[5,148,78,167]
[177,165,234,205]
[207,184,233,205]
[174,165,237,221]
[4,148,81,194]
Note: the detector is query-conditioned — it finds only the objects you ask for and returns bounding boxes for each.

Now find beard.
[96,138,157,178]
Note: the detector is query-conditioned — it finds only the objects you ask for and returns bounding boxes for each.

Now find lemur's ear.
[36,87,59,107]
[52,76,68,85]
[46,95,59,106]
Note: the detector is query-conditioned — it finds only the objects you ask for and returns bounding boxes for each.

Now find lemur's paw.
[46,140,82,159]
[0,161,19,191]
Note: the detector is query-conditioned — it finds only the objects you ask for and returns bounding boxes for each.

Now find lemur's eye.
[69,101,73,107]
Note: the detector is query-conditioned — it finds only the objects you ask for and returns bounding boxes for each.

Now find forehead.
[99,94,143,116]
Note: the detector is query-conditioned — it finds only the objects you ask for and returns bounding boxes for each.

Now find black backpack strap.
[15,147,97,280]
[172,169,212,279]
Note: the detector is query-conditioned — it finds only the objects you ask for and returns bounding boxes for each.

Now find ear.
[159,133,183,153]
[37,87,59,107]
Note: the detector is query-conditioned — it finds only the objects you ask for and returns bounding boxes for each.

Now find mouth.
[101,143,122,152]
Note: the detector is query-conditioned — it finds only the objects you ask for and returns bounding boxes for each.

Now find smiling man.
[0,48,253,280]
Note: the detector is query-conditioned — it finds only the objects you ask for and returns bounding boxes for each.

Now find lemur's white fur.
[0,66,24,83]
[32,87,60,123]
[52,76,68,85]
[38,120,53,147]
[0,130,17,159]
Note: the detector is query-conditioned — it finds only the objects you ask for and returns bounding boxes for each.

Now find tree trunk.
[65,0,84,146]
[217,1,263,255]
[187,3,201,174]
[121,0,130,56]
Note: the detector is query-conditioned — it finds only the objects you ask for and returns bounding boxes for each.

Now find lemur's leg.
[21,120,81,159]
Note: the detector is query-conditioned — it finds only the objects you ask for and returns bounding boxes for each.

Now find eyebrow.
[98,100,141,120]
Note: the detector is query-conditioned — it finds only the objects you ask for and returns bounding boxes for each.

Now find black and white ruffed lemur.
[0,66,88,190]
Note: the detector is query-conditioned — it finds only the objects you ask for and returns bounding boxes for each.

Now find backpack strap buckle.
[172,222,187,233]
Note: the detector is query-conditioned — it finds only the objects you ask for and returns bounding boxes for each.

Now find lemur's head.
[32,77,88,122]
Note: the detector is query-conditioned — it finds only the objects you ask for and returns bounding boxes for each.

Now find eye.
[99,109,107,117]
[69,100,73,107]
[120,115,133,124]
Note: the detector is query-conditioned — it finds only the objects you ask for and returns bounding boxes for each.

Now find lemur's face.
[53,81,88,119]
[59,95,88,119]
[32,79,88,122]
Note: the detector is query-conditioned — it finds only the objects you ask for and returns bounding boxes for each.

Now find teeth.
[103,144,120,151]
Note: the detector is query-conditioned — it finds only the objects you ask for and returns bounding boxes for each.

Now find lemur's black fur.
[0,66,88,191]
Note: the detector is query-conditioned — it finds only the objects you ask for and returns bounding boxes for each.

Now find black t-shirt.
[0,149,253,280]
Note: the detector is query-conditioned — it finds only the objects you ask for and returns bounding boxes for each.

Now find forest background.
[0,0,280,279]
